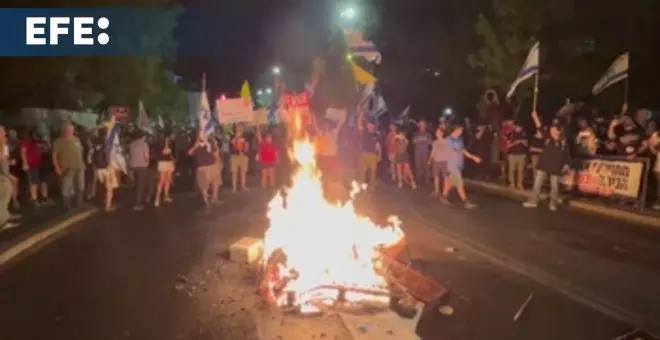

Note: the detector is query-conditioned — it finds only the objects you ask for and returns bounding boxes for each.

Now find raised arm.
[531,111,542,129]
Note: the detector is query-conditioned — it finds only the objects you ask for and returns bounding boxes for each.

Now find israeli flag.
[357,84,375,115]
[105,118,127,174]
[345,30,382,64]
[507,42,540,98]
[370,95,388,119]
[395,105,411,124]
[199,90,216,137]
[592,52,629,95]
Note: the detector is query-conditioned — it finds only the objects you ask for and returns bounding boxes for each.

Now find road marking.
[404,208,660,337]
[0,209,98,268]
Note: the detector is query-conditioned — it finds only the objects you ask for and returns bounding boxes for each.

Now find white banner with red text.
[562,157,646,200]
[216,98,254,124]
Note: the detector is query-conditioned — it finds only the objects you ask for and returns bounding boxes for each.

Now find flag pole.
[623,76,629,106]
[532,72,539,113]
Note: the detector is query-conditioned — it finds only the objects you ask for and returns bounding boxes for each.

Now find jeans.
[0,178,12,226]
[60,168,85,208]
[415,153,430,183]
[507,154,526,188]
[134,167,156,206]
[528,170,559,205]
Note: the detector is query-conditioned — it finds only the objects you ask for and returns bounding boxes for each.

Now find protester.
[356,115,381,187]
[574,116,598,156]
[90,128,117,212]
[257,125,279,189]
[312,113,346,197]
[385,124,397,181]
[428,127,446,196]
[154,132,175,207]
[230,126,250,192]
[35,133,53,204]
[393,128,417,189]
[7,129,20,210]
[412,120,432,184]
[438,124,481,209]
[650,128,660,210]
[129,131,152,211]
[189,133,220,208]
[0,126,18,229]
[52,123,86,211]
[469,121,493,180]
[20,129,44,207]
[523,111,570,211]
[506,120,528,190]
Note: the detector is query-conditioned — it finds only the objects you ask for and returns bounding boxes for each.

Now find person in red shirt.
[256,125,278,189]
[20,130,44,206]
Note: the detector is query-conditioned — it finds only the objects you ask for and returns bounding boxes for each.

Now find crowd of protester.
[1,91,659,231]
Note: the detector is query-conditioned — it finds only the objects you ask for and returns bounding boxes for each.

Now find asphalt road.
[0,184,658,340]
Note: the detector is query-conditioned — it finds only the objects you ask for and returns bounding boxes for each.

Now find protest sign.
[109,106,130,122]
[325,108,347,121]
[283,93,311,124]
[562,157,645,199]
[216,98,254,124]
[253,109,269,125]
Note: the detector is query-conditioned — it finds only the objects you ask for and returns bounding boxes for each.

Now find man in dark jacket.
[523,111,570,211]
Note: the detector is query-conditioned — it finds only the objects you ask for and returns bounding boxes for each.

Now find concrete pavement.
[0,185,657,339]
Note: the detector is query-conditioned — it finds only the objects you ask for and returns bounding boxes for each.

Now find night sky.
[174,0,487,118]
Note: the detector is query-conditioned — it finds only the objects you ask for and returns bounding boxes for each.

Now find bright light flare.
[262,137,404,313]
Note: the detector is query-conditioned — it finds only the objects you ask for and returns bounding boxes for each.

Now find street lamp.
[266,88,272,94]
[257,89,263,96]
[340,6,357,20]
[272,66,281,76]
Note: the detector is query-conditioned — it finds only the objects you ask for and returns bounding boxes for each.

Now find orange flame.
[262,137,404,313]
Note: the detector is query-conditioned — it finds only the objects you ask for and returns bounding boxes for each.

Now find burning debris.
[255,138,448,317]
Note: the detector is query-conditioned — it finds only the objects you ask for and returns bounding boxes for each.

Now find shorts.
[157,161,175,172]
[96,168,119,189]
[394,153,409,165]
[446,171,464,187]
[388,154,396,162]
[432,161,447,177]
[26,168,40,184]
[261,162,276,170]
[230,155,249,173]
[197,164,220,190]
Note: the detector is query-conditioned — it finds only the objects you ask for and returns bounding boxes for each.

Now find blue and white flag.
[395,105,411,124]
[507,42,540,98]
[357,83,375,115]
[592,52,629,95]
[199,90,216,138]
[370,95,388,119]
[157,115,165,128]
[105,117,127,174]
[345,30,382,64]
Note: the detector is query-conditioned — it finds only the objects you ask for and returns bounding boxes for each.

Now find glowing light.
[266,88,272,94]
[340,7,357,19]
[262,134,404,313]
[257,89,264,96]
[272,66,281,75]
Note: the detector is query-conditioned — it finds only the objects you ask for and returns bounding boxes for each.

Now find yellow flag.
[350,61,377,85]
[240,80,252,100]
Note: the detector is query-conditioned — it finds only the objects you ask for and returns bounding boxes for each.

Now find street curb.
[464,179,660,230]
[403,208,660,337]
[0,209,99,268]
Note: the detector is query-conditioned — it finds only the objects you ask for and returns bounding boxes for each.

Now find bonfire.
[260,137,407,314]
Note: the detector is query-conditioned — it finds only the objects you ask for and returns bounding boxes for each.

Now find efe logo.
[26,17,109,46]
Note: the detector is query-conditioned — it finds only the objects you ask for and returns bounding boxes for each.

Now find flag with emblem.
[592,52,629,95]
[345,30,382,64]
[137,100,153,134]
[507,42,540,98]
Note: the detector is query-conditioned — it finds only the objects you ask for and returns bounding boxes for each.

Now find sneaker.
[549,204,557,211]
[104,206,117,212]
[522,201,538,208]
[653,203,660,211]
[464,201,477,209]
[439,196,451,205]
[397,182,403,188]
[411,183,418,190]
[164,197,173,203]
[154,200,160,208]
[133,205,144,211]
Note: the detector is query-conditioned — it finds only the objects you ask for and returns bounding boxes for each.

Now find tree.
[468,0,574,94]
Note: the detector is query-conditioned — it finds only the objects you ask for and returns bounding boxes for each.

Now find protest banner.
[562,157,646,200]
[325,108,347,121]
[216,98,254,124]
[109,106,130,122]
[283,93,311,125]
[253,109,269,125]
